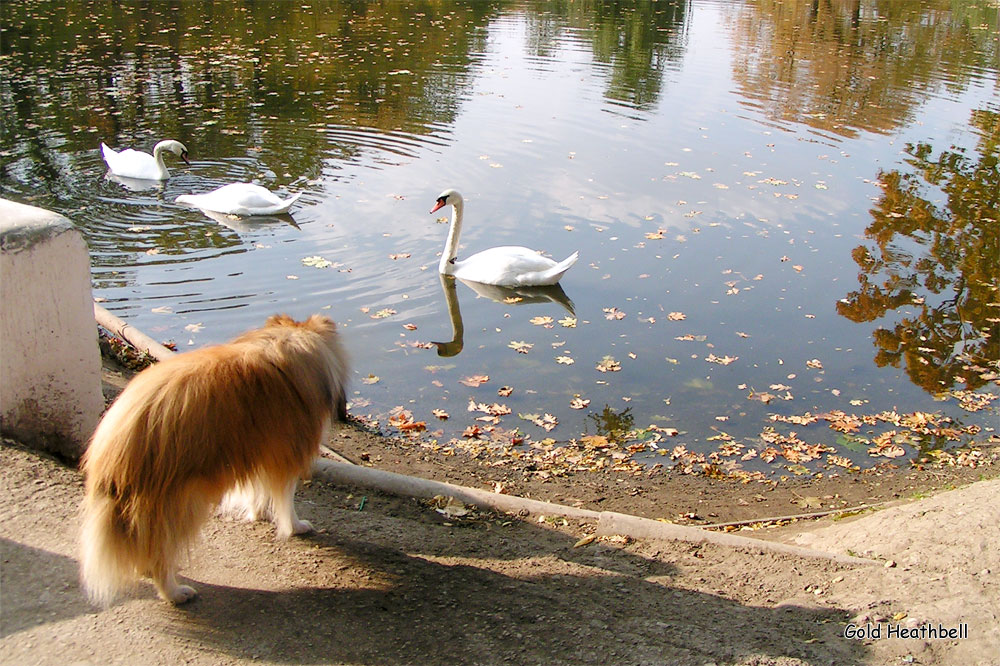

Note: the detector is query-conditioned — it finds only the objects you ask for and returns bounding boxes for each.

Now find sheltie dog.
[80,314,348,605]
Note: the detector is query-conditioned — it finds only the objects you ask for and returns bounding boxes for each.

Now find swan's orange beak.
[430,197,446,214]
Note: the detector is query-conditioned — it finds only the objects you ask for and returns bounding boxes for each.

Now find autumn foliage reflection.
[838,109,999,394]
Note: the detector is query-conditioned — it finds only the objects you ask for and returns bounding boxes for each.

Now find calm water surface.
[2,0,998,477]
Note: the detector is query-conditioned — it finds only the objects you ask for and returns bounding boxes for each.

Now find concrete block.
[1,198,104,460]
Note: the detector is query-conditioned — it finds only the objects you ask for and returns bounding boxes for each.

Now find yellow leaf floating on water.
[556,356,575,365]
[509,340,533,354]
[569,396,590,410]
[302,255,332,268]
[361,374,380,385]
[497,385,513,397]
[558,316,577,328]
[603,307,626,320]
[459,374,490,387]
[596,356,621,372]
[530,316,554,326]
[667,312,686,321]
[705,354,738,366]
[431,409,449,420]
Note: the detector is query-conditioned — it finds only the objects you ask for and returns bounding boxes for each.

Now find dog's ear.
[304,314,337,335]
[264,314,295,328]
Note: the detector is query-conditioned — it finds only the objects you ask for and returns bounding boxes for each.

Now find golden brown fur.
[80,314,348,605]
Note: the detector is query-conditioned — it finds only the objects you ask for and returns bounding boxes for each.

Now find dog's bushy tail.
[79,489,139,606]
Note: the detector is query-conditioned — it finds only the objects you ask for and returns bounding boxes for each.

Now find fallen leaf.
[596,356,621,373]
[705,354,738,366]
[459,374,489,387]
[509,340,533,354]
[302,255,332,268]
[603,307,626,320]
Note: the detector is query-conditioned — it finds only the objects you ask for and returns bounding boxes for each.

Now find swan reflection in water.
[432,274,575,358]
[195,208,301,233]
[104,172,166,192]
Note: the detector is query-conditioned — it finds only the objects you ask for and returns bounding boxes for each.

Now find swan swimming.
[430,189,578,287]
[100,140,190,180]
[175,183,302,216]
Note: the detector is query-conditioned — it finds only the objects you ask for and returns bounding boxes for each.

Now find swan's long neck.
[151,141,170,171]
[440,199,464,275]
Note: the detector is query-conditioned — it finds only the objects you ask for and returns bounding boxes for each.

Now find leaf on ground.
[795,496,823,509]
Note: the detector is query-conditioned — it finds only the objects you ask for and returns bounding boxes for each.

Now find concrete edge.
[311,458,876,567]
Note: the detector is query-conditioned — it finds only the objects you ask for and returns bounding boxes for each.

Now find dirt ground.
[2,360,999,665]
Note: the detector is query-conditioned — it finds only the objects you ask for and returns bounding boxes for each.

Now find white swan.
[175,183,302,216]
[100,140,190,180]
[430,189,578,287]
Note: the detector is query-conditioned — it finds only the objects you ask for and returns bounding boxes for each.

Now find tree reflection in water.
[838,109,999,395]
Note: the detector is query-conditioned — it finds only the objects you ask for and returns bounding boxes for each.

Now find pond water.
[2,0,998,479]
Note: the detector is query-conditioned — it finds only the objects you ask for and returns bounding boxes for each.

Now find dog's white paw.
[164,584,198,605]
[277,518,314,539]
[292,518,314,535]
